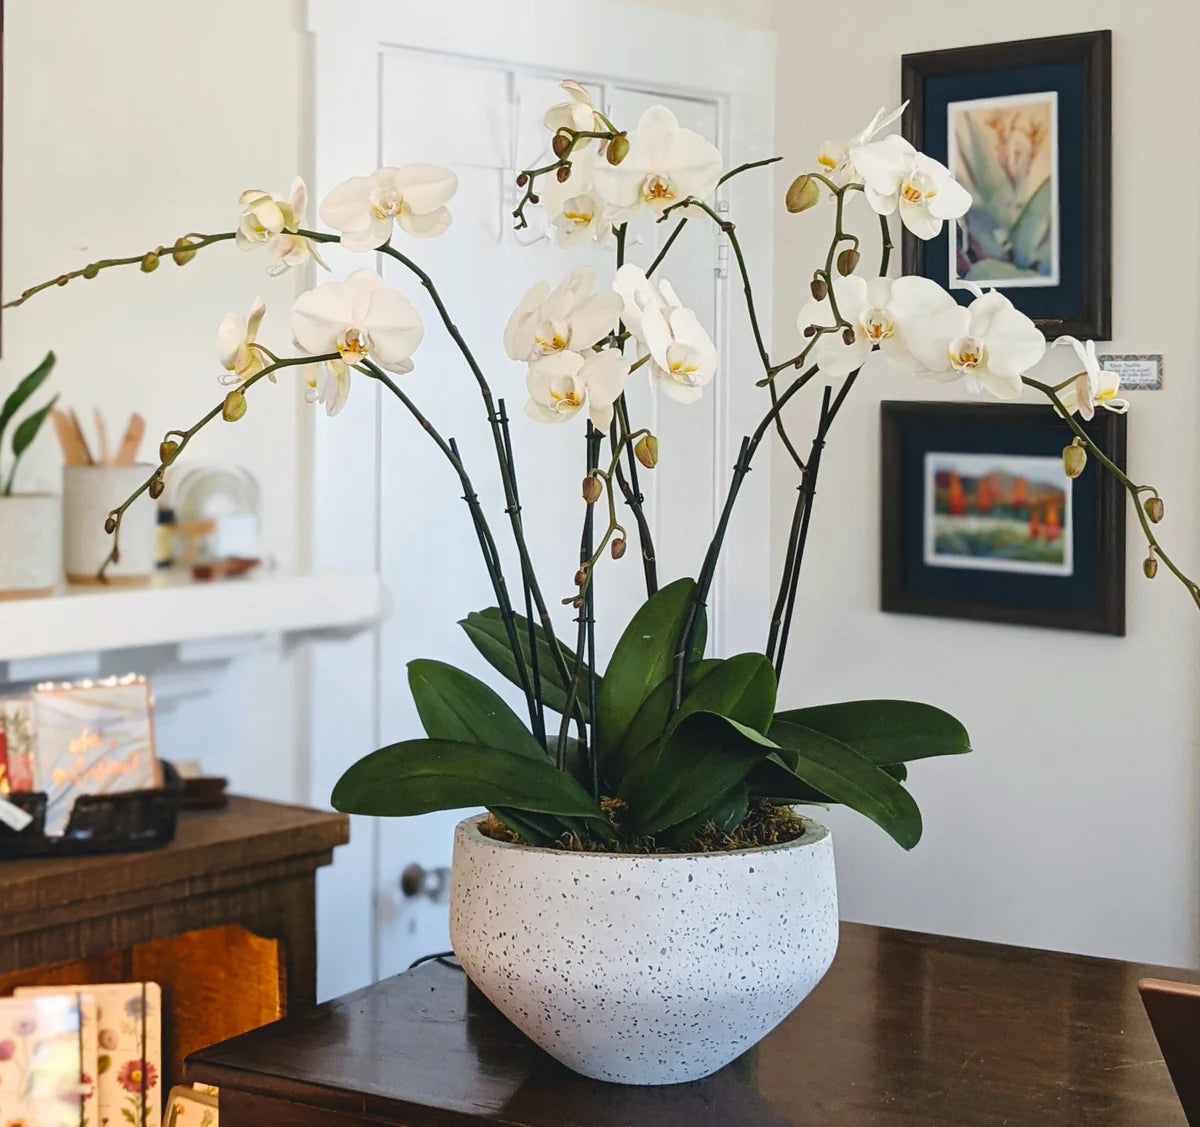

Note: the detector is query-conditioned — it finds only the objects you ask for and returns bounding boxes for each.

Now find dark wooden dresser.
[187,922,1199,1125]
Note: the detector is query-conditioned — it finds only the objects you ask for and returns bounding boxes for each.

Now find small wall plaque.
[1099,354,1163,391]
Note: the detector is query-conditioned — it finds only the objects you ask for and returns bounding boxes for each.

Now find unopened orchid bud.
[82,263,100,279]
[1145,496,1164,523]
[528,193,540,205]
[556,164,572,184]
[582,475,602,503]
[516,171,529,187]
[222,389,247,422]
[802,324,817,338]
[606,133,630,166]
[611,537,627,560]
[1144,552,1159,579]
[140,251,160,273]
[552,132,571,158]
[841,326,856,346]
[172,237,197,266]
[571,595,584,608]
[810,276,827,302]
[148,471,165,500]
[837,248,861,276]
[573,569,586,587]
[634,434,659,469]
[1062,441,1087,479]
[55,275,69,287]
[159,439,180,464]
[104,515,117,535]
[786,174,819,213]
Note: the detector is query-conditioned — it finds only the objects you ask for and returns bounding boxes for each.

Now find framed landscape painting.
[901,31,1111,340]
[881,402,1126,634]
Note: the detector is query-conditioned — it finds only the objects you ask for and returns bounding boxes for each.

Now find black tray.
[0,761,183,860]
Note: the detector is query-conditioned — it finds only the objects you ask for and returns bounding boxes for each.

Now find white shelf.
[0,571,385,663]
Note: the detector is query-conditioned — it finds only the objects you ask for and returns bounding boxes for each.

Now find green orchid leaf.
[595,577,705,761]
[623,711,777,838]
[0,351,55,452]
[408,659,545,758]
[773,700,970,767]
[460,608,594,721]
[882,762,908,782]
[332,737,615,842]
[661,782,751,846]
[768,719,923,849]
[748,753,831,803]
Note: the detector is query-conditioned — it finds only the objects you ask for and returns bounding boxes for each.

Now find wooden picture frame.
[881,401,1126,635]
[901,30,1112,340]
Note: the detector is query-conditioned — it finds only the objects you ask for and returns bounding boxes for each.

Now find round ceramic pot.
[0,493,62,596]
[449,814,838,1085]
[63,464,156,584]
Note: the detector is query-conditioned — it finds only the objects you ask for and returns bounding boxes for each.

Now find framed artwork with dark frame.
[881,401,1126,635]
[900,30,1112,340]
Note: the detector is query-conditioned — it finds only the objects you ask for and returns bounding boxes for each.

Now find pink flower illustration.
[116,1059,157,1093]
[0,1040,13,1062]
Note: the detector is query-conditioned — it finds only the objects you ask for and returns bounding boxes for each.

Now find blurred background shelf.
[0,571,385,664]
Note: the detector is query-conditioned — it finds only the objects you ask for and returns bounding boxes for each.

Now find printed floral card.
[17,984,161,1127]
[0,993,89,1127]
[163,1085,217,1127]
[30,679,160,836]
[1,697,36,793]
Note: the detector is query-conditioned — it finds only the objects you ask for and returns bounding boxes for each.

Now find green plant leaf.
[460,608,594,721]
[408,659,545,759]
[595,577,705,761]
[661,782,750,846]
[768,719,923,849]
[882,762,908,782]
[5,393,59,494]
[773,700,970,766]
[623,711,777,837]
[0,351,55,452]
[331,737,615,842]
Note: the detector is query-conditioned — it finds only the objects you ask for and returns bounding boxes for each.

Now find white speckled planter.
[449,814,838,1085]
[0,494,61,596]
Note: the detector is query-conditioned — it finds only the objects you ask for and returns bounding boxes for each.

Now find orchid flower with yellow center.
[216,298,268,385]
[1055,337,1129,420]
[525,348,630,430]
[320,165,458,252]
[538,151,613,248]
[933,287,1046,399]
[504,267,622,364]
[236,177,328,276]
[816,102,907,188]
[850,134,971,240]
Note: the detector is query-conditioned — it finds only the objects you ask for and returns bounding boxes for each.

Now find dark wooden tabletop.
[188,921,1200,1126]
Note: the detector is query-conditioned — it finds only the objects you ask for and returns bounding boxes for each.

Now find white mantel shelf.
[0,571,385,663]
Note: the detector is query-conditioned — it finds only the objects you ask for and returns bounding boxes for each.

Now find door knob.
[400,862,450,901]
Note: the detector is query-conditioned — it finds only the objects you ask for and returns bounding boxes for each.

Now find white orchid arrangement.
[6,87,1194,851]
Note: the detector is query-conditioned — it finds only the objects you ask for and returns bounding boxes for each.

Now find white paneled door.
[307,0,777,994]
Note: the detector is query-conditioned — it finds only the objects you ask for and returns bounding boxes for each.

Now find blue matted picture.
[881,402,1126,635]
[900,31,1111,340]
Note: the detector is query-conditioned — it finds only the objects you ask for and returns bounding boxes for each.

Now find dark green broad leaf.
[660,782,751,847]
[408,659,545,758]
[331,737,615,843]
[608,653,777,796]
[594,577,706,761]
[768,719,922,849]
[0,351,55,449]
[774,700,970,767]
[408,659,584,846]
[11,393,59,460]
[623,711,776,838]
[460,608,594,721]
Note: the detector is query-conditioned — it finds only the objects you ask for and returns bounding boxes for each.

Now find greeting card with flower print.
[17,985,161,1127]
[0,992,93,1127]
[1,698,36,793]
[30,680,160,836]
[163,1085,217,1127]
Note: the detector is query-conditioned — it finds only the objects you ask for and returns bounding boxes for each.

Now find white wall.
[2,1,312,801]
[769,0,1200,967]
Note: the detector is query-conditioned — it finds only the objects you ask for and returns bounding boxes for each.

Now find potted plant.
[0,353,60,597]
[7,88,1195,1084]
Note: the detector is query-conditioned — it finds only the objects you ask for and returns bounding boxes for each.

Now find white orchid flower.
[525,348,629,430]
[1055,337,1129,419]
[305,358,352,417]
[504,266,623,363]
[236,177,328,276]
[849,134,971,240]
[940,287,1046,399]
[319,165,458,252]
[543,80,605,138]
[217,298,268,385]
[794,275,961,379]
[290,268,424,374]
[539,152,613,247]
[613,264,717,404]
[817,103,908,188]
[592,106,722,222]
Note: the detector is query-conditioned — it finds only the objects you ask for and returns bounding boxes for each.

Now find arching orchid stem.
[97,351,337,580]
[1023,376,1200,609]
[358,359,542,732]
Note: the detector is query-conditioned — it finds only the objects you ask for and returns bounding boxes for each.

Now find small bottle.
[156,507,178,570]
